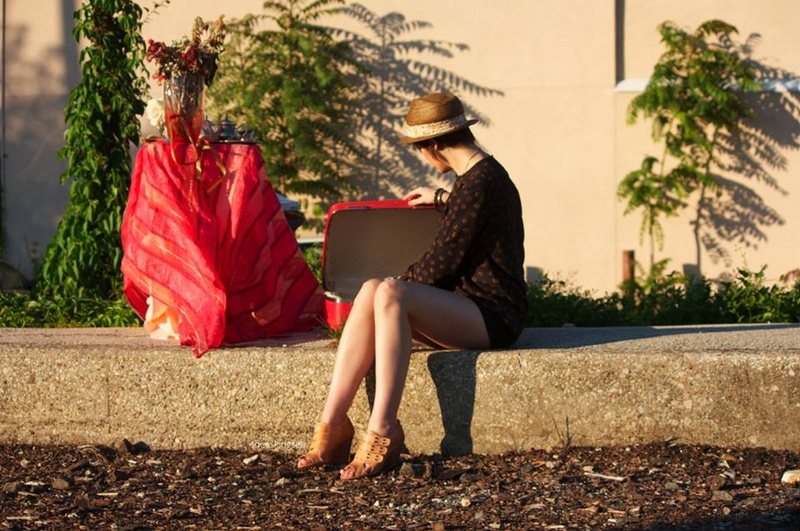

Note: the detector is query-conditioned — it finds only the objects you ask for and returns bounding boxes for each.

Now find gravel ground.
[1,439,799,530]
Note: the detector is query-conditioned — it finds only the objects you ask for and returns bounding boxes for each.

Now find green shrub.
[526,274,622,327]
[616,260,728,326]
[524,265,797,328]
[36,0,148,300]
[0,292,140,328]
[302,242,323,285]
[720,267,800,323]
[2,260,796,329]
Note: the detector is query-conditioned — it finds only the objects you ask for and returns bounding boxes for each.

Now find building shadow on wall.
[1,0,78,272]
[329,3,505,205]
[697,33,800,270]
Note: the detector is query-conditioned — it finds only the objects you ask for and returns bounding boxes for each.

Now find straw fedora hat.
[398,92,478,145]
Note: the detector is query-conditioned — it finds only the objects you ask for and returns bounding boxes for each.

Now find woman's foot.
[297,417,355,469]
[340,421,404,480]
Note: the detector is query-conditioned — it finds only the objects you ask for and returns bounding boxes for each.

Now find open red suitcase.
[321,200,441,330]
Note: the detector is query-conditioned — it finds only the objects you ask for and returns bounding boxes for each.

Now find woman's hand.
[403,187,436,207]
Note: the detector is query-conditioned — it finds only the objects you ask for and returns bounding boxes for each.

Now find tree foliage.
[208,0,361,206]
[618,19,761,272]
[328,3,504,197]
[36,0,148,299]
[209,1,505,218]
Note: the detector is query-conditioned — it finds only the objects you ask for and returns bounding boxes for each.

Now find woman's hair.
[413,127,476,150]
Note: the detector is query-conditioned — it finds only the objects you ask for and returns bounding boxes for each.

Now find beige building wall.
[617,1,800,288]
[2,0,798,294]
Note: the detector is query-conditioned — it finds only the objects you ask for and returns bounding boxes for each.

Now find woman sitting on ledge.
[297,92,527,480]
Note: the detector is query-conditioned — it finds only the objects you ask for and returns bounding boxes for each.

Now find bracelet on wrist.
[434,188,446,211]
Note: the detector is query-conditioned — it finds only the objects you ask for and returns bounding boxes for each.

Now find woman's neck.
[450,143,486,176]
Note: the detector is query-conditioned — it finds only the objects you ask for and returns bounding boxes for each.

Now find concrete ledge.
[1,324,799,455]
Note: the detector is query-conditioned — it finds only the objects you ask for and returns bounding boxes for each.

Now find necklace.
[461,150,483,175]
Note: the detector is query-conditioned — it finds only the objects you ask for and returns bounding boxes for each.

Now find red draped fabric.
[121,141,323,357]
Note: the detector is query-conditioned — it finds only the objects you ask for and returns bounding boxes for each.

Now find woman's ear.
[428,142,443,160]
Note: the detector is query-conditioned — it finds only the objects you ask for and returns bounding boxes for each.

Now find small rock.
[132,441,151,454]
[398,462,418,478]
[277,467,296,479]
[179,468,198,480]
[664,481,680,491]
[118,439,150,455]
[706,475,727,491]
[740,497,758,508]
[2,481,20,494]
[275,477,291,486]
[52,476,73,490]
[23,481,48,493]
[460,497,471,507]
[90,497,113,509]
[65,459,90,473]
[436,468,467,481]
[243,454,260,465]
[113,469,130,481]
[118,439,134,455]
[74,494,91,510]
[711,490,733,502]
[781,469,800,484]
[94,445,118,463]
[460,472,480,484]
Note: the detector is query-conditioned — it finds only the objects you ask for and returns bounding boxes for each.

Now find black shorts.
[475,303,520,349]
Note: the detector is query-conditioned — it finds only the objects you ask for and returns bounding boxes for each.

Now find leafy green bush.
[301,242,323,285]
[525,275,621,327]
[615,260,728,326]
[526,265,798,328]
[36,0,148,300]
[3,258,797,329]
[0,292,140,328]
[720,267,800,323]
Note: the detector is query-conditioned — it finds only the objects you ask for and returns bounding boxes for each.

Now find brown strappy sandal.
[339,421,405,480]
[296,417,355,469]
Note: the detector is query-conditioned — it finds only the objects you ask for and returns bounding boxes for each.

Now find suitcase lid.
[322,200,441,298]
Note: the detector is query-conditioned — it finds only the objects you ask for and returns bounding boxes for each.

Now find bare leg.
[370,279,489,433]
[340,279,489,478]
[296,279,381,468]
[319,279,382,424]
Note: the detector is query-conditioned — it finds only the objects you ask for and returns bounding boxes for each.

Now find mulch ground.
[1,440,799,530]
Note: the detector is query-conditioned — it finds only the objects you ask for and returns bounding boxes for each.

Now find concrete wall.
[2,0,798,293]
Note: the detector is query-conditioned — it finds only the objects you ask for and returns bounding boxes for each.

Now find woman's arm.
[403,187,449,208]
[402,179,488,288]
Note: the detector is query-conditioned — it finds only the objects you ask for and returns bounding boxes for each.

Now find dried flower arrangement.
[145,16,225,142]
[146,15,225,86]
